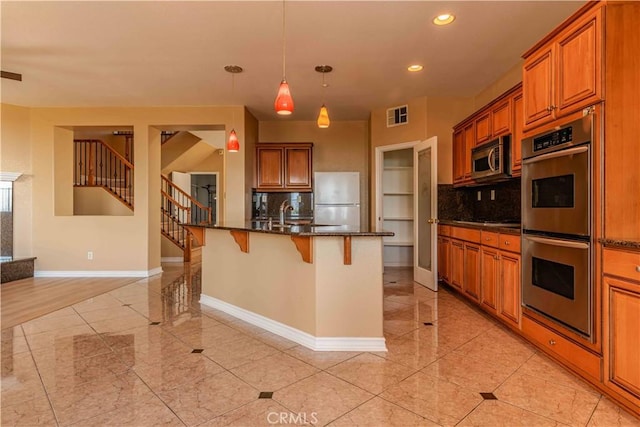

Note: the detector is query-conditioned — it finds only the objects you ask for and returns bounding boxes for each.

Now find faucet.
[279,200,294,224]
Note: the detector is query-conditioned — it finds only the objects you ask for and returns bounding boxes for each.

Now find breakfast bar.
[187,222,393,352]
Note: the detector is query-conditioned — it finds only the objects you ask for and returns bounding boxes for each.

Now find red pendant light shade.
[227,129,240,152]
[275,79,294,115]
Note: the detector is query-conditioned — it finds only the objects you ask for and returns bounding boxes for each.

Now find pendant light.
[274,0,294,115]
[315,65,332,128]
[224,65,243,152]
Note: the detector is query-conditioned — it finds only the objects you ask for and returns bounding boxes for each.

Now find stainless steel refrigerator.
[313,172,360,226]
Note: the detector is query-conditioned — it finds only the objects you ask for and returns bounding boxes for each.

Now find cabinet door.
[450,240,464,290]
[480,247,500,311]
[498,252,521,327]
[491,98,512,137]
[438,237,451,282]
[463,243,481,301]
[463,122,474,179]
[556,6,602,117]
[523,45,555,129]
[511,92,524,176]
[256,147,284,189]
[475,111,492,145]
[285,147,312,190]
[603,276,640,404]
[453,129,465,184]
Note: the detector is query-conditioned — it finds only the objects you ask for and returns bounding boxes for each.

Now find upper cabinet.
[523,4,603,131]
[256,143,313,192]
[452,84,521,186]
[511,93,524,177]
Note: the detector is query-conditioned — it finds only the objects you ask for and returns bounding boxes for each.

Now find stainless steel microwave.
[471,135,511,181]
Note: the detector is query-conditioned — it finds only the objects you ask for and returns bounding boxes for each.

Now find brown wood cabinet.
[452,84,521,187]
[450,239,464,290]
[474,111,492,145]
[463,242,481,301]
[603,248,640,409]
[511,93,524,176]
[438,236,451,283]
[498,251,521,328]
[480,246,499,311]
[256,143,312,192]
[523,3,603,131]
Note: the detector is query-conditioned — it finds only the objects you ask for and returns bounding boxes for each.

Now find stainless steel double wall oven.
[521,109,596,340]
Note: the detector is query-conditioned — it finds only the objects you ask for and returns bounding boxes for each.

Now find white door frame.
[188,171,220,225]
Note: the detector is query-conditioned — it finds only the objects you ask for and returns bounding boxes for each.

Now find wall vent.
[386,105,408,127]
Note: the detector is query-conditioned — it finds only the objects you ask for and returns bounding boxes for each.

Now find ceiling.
[1,1,584,122]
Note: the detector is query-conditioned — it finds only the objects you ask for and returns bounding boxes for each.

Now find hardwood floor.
[1,276,142,329]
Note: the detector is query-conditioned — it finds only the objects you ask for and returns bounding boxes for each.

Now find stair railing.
[74,139,134,208]
[161,175,212,225]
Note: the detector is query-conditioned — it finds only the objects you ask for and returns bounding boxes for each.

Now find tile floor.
[1,265,639,426]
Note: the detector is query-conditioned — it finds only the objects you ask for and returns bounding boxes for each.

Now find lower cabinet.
[450,239,464,290]
[497,251,521,328]
[602,248,640,409]
[464,242,481,301]
[437,236,451,282]
[480,247,499,310]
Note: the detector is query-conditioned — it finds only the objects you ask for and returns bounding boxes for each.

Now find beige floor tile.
[253,330,298,351]
[330,397,440,426]
[202,334,280,369]
[47,371,156,426]
[24,324,100,351]
[328,353,418,394]
[1,329,30,357]
[77,305,143,323]
[72,293,124,313]
[228,319,271,335]
[1,353,47,405]
[21,313,87,335]
[160,315,222,335]
[284,345,361,370]
[231,352,318,391]
[0,396,57,426]
[274,372,374,426]
[587,397,640,426]
[70,395,184,426]
[200,399,294,427]
[89,315,153,334]
[457,400,563,427]
[158,371,258,426]
[133,353,225,392]
[494,371,600,425]
[420,350,523,392]
[379,370,483,426]
[377,334,451,370]
[384,318,423,336]
[99,324,173,350]
[514,353,601,395]
[34,350,130,392]
[30,333,112,363]
[179,324,245,350]
[454,326,535,366]
[115,337,193,367]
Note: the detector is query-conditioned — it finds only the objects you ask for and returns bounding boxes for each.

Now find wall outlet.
[490,190,496,200]
[477,191,482,201]
[87,251,93,260]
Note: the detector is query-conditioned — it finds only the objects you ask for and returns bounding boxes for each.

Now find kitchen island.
[187,222,393,352]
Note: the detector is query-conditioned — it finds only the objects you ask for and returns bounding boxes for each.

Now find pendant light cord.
[231,72,235,127]
[282,0,286,80]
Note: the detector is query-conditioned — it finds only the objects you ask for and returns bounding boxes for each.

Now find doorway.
[191,173,218,225]
[375,138,438,290]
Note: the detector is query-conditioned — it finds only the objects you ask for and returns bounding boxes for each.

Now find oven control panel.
[533,127,573,152]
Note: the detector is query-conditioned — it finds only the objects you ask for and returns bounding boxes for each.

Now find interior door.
[414,137,438,290]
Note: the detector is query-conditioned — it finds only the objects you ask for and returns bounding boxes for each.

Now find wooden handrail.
[75,139,134,169]
[161,190,190,211]
[161,175,210,212]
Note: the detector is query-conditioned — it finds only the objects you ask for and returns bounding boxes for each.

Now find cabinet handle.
[548,339,556,346]
[494,255,499,260]
[485,237,491,241]
[636,266,640,273]
[504,241,510,246]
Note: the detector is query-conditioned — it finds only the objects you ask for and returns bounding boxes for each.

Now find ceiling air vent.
[386,105,408,127]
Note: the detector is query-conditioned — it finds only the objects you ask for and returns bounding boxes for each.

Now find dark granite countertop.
[188,221,394,237]
[439,219,521,235]
[598,238,640,251]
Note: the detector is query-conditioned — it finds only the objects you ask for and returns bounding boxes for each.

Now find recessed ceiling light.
[408,65,424,72]
[433,13,455,26]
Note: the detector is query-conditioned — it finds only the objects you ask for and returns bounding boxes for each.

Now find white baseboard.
[35,267,163,278]
[161,257,184,263]
[199,294,387,352]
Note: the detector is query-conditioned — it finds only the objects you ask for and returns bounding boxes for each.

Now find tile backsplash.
[252,192,314,219]
[438,178,521,222]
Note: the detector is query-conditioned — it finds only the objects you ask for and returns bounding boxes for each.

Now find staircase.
[74,139,134,209]
[161,175,213,262]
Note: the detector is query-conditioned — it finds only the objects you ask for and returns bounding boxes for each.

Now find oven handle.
[522,146,588,165]
[524,235,589,250]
